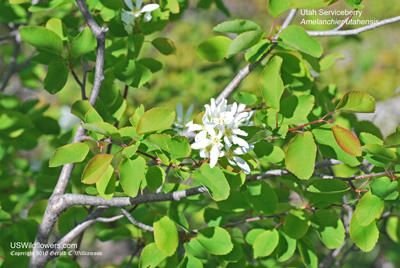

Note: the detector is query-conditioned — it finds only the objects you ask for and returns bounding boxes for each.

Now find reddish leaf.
[332,126,362,157]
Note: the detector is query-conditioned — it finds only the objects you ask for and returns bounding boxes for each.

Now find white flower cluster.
[189,99,253,174]
[121,0,160,34]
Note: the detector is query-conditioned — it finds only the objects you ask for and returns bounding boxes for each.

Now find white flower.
[190,98,254,173]
[121,0,160,34]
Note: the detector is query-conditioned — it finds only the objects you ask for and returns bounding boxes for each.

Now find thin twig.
[307,15,400,37]
[121,208,154,232]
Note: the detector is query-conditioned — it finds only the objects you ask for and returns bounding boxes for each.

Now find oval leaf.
[335,91,376,113]
[154,215,179,256]
[193,164,230,201]
[349,215,379,252]
[96,165,116,200]
[253,229,279,258]
[276,231,297,262]
[139,243,167,268]
[310,210,345,249]
[19,26,63,54]
[227,30,263,57]
[268,0,291,18]
[332,126,362,157]
[81,154,113,184]
[136,107,175,135]
[285,131,317,180]
[152,37,177,55]
[118,156,146,197]
[354,191,384,226]
[196,36,232,62]
[44,61,70,94]
[197,227,233,255]
[279,25,323,58]
[284,210,310,239]
[49,142,90,167]
[246,181,278,215]
[259,56,284,111]
[70,27,96,59]
[213,19,261,34]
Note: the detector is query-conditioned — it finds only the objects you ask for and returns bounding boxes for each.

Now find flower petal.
[143,12,152,22]
[233,156,250,174]
[176,103,183,123]
[188,123,203,132]
[191,139,211,149]
[124,0,134,10]
[232,128,248,137]
[185,104,194,122]
[205,124,216,137]
[209,145,220,168]
[233,144,254,155]
[141,3,160,12]
[232,136,249,148]
[136,0,143,9]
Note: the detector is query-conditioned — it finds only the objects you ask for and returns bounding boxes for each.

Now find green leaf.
[46,18,68,42]
[152,37,177,55]
[276,231,296,262]
[122,141,140,158]
[312,125,361,167]
[118,156,146,197]
[96,165,115,200]
[0,110,33,138]
[233,92,257,105]
[81,154,113,184]
[245,229,265,245]
[137,58,163,73]
[179,255,203,268]
[354,191,384,226]
[253,229,279,258]
[311,210,345,249]
[285,131,317,180]
[203,207,226,227]
[44,61,69,94]
[161,0,180,13]
[136,107,175,135]
[153,215,179,256]
[71,100,103,123]
[259,56,284,111]
[278,95,315,125]
[284,210,310,239]
[196,36,232,62]
[320,53,344,72]
[139,242,167,268]
[246,181,278,215]
[97,79,127,122]
[19,26,63,54]
[349,215,379,252]
[184,239,210,260]
[279,26,323,57]
[332,126,362,157]
[362,144,397,167]
[10,0,30,3]
[268,0,291,18]
[344,0,364,9]
[384,131,400,148]
[146,165,165,192]
[49,143,90,167]
[218,239,243,263]
[386,217,400,243]
[197,227,233,255]
[114,60,152,88]
[58,207,88,236]
[307,179,349,194]
[298,237,318,268]
[213,19,261,34]
[70,27,96,58]
[335,91,376,113]
[291,0,335,8]
[168,204,189,231]
[147,134,191,160]
[193,163,230,201]
[81,122,118,136]
[245,40,273,63]
[370,176,399,199]
[227,30,263,57]
[130,105,145,128]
